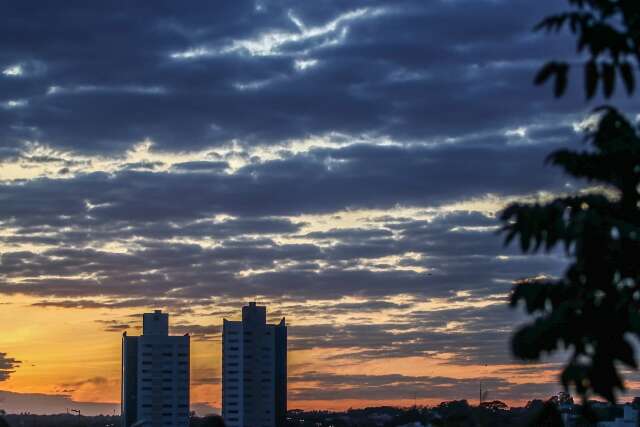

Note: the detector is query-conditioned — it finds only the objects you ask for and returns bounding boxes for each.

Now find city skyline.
[2,0,640,418]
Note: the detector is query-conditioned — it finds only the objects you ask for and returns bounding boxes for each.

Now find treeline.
[0,414,225,427]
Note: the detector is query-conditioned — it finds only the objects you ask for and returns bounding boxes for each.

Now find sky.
[1,0,639,416]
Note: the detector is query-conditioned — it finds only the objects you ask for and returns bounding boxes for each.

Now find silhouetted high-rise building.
[222,302,287,427]
[121,310,190,427]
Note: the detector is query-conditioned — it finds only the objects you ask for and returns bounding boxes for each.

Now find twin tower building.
[121,303,287,427]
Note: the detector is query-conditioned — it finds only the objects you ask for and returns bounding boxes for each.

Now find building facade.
[222,303,287,427]
[122,310,190,427]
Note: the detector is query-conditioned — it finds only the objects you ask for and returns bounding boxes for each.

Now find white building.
[122,310,190,427]
[222,302,287,427]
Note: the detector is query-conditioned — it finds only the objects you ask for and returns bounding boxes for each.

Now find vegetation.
[0,413,225,427]
[283,400,629,427]
[502,0,640,403]
[1,413,118,427]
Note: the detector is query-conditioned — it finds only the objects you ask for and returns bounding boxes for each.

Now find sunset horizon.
[2,0,640,425]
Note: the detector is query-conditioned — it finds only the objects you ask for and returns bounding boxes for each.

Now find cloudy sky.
[1,0,639,416]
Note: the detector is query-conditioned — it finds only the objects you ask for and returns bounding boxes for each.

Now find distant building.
[222,302,287,427]
[121,310,190,427]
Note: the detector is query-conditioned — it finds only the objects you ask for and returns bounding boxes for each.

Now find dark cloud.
[172,161,229,172]
[58,376,108,390]
[0,390,118,416]
[0,142,571,228]
[0,206,566,302]
[33,299,166,309]
[289,371,564,403]
[288,302,538,366]
[0,0,599,406]
[94,320,133,333]
[171,323,221,341]
[1,0,632,153]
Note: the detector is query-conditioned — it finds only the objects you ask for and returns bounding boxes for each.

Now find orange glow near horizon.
[0,295,566,415]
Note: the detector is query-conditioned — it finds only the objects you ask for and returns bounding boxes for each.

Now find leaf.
[619,62,635,95]
[512,324,543,360]
[534,62,558,86]
[554,64,569,97]
[502,0,640,405]
[615,339,637,368]
[585,60,599,99]
[602,62,615,97]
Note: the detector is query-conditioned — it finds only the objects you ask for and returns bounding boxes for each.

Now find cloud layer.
[0,0,624,408]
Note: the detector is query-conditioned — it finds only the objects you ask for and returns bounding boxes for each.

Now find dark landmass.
[2,397,639,427]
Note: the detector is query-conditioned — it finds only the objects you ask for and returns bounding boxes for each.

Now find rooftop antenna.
[479,363,489,406]
[479,383,490,406]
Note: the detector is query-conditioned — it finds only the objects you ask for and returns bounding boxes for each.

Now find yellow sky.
[0,294,561,413]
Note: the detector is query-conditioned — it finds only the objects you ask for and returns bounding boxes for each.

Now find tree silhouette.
[533,0,640,99]
[501,0,640,403]
[190,415,226,427]
[478,400,508,412]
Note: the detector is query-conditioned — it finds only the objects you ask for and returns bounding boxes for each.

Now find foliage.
[525,400,564,427]
[534,0,640,98]
[504,108,640,402]
[479,400,508,412]
[502,0,640,403]
[190,414,226,427]
[1,414,119,427]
